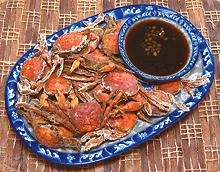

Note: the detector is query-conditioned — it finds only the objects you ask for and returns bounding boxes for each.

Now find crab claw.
[70,57,84,72]
[99,61,115,73]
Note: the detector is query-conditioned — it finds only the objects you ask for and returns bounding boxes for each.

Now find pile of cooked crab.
[16,14,208,152]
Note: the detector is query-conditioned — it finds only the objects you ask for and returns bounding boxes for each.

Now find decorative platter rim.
[4,4,214,165]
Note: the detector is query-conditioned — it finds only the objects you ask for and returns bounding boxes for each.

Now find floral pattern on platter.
[4,5,214,165]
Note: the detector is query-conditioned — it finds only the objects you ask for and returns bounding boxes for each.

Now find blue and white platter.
[5,5,214,165]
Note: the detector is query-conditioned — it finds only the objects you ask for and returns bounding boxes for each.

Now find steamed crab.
[17,35,64,96]
[16,13,209,152]
[52,14,105,55]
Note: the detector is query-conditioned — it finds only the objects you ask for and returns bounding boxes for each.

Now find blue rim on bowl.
[118,11,199,82]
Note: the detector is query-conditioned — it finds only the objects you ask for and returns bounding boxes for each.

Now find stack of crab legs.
[16,14,209,152]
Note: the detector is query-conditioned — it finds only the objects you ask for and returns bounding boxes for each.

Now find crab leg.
[77,82,99,92]
[55,89,70,110]
[167,93,190,111]
[35,55,64,90]
[82,13,105,30]
[68,91,79,108]
[17,109,81,150]
[34,34,48,52]
[102,91,124,124]
[16,101,76,133]
[82,128,128,151]
[139,87,171,112]
[64,74,95,82]
[182,75,209,97]
[17,79,38,95]
[136,111,153,123]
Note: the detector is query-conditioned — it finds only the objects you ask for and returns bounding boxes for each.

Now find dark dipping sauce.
[125,19,190,76]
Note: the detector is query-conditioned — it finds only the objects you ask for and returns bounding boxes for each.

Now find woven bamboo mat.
[0,0,220,171]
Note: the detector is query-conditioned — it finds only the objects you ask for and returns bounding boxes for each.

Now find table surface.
[0,0,220,171]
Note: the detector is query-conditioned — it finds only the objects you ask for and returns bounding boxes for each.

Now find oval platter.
[5,5,214,165]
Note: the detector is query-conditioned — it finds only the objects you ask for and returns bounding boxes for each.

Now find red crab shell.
[102,71,139,96]
[20,56,45,81]
[92,85,110,103]
[102,33,119,55]
[157,80,183,95]
[69,102,103,134]
[108,112,137,132]
[84,49,109,63]
[53,32,88,52]
[44,74,72,95]
[35,125,73,148]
